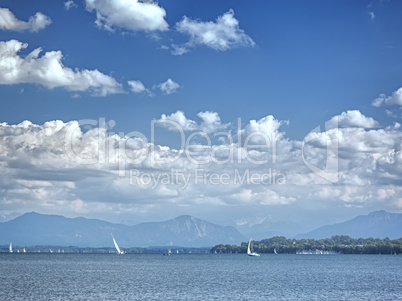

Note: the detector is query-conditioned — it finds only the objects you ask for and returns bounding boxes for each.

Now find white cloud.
[368,11,375,20]
[157,78,180,94]
[372,87,402,107]
[197,111,228,134]
[303,126,399,164]
[64,1,77,11]
[155,111,197,131]
[256,189,296,205]
[377,188,395,200]
[229,188,295,205]
[328,110,379,128]
[244,115,288,136]
[0,8,51,32]
[385,110,395,117]
[155,110,229,133]
[0,110,401,225]
[128,80,151,95]
[85,0,168,32]
[240,115,289,144]
[0,39,124,96]
[171,45,189,56]
[174,9,255,54]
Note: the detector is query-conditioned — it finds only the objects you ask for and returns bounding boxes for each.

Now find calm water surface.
[0,253,401,300]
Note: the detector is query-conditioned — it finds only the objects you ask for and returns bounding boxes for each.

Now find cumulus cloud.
[154,110,229,134]
[328,110,379,129]
[155,111,197,131]
[0,39,124,96]
[85,0,168,32]
[197,111,229,134]
[174,9,255,54]
[0,110,401,224]
[157,78,180,94]
[372,86,402,107]
[240,115,289,145]
[243,115,288,136]
[302,112,402,188]
[0,7,51,32]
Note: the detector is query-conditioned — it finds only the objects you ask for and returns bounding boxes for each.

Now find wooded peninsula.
[211,236,402,254]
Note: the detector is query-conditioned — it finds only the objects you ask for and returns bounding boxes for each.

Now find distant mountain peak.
[297,211,402,239]
[365,210,400,223]
[367,210,388,217]
[173,215,196,221]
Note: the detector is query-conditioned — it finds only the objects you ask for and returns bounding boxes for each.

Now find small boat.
[111,234,124,254]
[9,242,13,253]
[247,237,260,257]
[274,248,277,254]
[23,248,26,253]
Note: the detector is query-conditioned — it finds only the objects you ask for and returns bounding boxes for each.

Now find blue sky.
[1,0,402,233]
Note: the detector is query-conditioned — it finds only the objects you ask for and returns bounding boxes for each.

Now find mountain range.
[296,210,402,239]
[0,210,401,248]
[0,212,245,248]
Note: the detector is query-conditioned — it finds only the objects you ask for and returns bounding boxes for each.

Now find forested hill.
[211,236,402,255]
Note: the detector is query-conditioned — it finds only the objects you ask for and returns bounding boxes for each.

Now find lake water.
[0,253,401,300]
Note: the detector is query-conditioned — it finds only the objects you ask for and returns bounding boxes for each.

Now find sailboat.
[9,242,13,253]
[111,234,124,254]
[274,248,277,254]
[247,237,260,257]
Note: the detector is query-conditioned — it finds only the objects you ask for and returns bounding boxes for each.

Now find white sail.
[111,234,124,254]
[247,237,260,257]
[23,248,26,253]
[274,248,277,254]
[9,242,13,253]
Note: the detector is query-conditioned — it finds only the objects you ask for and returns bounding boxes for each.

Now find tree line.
[210,235,402,255]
